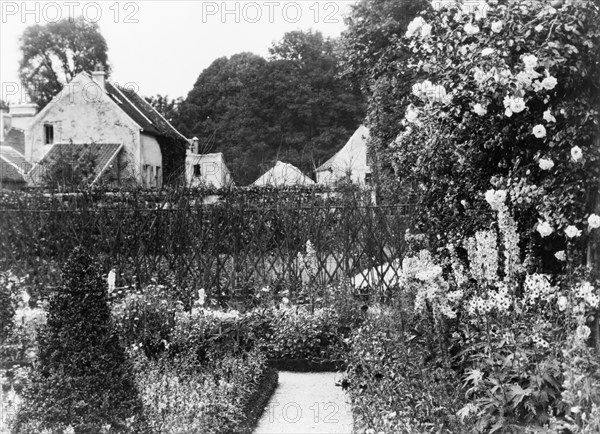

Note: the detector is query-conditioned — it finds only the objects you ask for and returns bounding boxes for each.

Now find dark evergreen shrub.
[14,247,147,434]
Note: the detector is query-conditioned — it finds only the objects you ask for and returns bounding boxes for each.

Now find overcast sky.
[1,0,355,103]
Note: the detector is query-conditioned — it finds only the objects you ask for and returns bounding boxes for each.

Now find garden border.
[238,367,279,434]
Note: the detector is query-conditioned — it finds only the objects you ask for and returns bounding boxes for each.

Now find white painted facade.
[25,72,166,187]
[315,125,371,186]
[186,151,233,188]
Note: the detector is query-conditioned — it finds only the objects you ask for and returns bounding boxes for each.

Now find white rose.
[473,103,487,116]
[405,106,419,123]
[565,225,582,238]
[421,23,432,38]
[509,97,526,113]
[571,146,583,162]
[576,325,591,341]
[532,124,547,138]
[554,250,566,261]
[538,158,554,170]
[481,48,494,56]
[405,16,425,38]
[505,107,513,117]
[557,295,568,311]
[522,54,538,69]
[536,221,553,237]
[541,75,558,90]
[535,24,544,32]
[543,109,556,123]
[491,20,503,33]
[588,214,600,229]
[464,22,480,35]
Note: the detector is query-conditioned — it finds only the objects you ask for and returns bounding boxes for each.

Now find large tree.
[176,30,365,185]
[19,17,110,109]
[341,0,430,202]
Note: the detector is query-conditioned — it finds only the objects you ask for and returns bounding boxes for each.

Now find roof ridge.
[108,82,154,128]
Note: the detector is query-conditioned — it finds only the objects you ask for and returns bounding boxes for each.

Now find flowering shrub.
[345,306,466,433]
[112,282,178,359]
[261,306,347,363]
[129,346,267,434]
[389,0,600,255]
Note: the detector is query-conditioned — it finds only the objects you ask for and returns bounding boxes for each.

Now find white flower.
[197,288,206,306]
[522,54,538,69]
[576,325,591,341]
[571,146,583,162]
[532,81,544,93]
[538,158,554,170]
[473,67,487,84]
[554,250,566,261]
[282,297,290,304]
[464,22,480,35]
[261,286,270,292]
[481,48,494,56]
[588,214,600,229]
[405,106,419,123]
[485,189,506,210]
[565,225,582,238]
[509,97,526,113]
[537,221,553,237]
[491,20,503,33]
[505,107,513,117]
[421,23,432,38]
[541,75,558,90]
[107,269,116,294]
[543,109,556,123]
[557,295,568,311]
[535,24,544,32]
[532,124,546,138]
[473,103,487,116]
[406,16,425,38]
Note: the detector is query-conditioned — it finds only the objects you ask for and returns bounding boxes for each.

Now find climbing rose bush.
[390,0,600,256]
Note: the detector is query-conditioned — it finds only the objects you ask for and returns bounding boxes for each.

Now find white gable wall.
[316,125,371,186]
[186,152,233,188]
[26,73,146,182]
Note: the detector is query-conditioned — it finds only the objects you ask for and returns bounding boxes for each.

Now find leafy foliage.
[18,17,110,109]
[175,30,365,185]
[14,247,146,433]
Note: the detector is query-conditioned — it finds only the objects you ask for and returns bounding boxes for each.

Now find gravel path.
[254,371,354,434]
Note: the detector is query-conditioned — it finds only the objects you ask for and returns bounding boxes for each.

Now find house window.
[44,124,54,145]
[193,164,201,177]
[156,166,162,187]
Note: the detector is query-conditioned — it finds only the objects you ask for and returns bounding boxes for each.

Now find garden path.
[254,371,354,434]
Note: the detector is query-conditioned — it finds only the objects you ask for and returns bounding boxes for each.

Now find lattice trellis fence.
[0,195,414,303]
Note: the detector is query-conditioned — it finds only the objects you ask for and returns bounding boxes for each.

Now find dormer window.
[44,124,54,145]
[193,164,201,177]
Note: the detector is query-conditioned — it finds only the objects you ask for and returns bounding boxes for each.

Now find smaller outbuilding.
[252,161,315,187]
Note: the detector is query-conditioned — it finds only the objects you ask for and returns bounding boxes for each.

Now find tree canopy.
[175,30,365,185]
[19,17,110,109]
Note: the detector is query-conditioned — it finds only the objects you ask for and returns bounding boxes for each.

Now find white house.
[253,161,315,187]
[25,67,187,188]
[315,125,371,186]
[186,144,234,189]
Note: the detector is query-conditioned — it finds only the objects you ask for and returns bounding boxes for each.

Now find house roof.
[3,128,25,154]
[0,160,26,185]
[253,161,315,187]
[98,77,187,142]
[316,125,370,173]
[27,143,122,186]
[0,146,32,173]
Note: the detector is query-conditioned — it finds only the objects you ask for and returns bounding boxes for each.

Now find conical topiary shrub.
[14,247,147,433]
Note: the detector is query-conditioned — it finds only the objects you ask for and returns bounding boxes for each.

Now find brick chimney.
[92,64,106,90]
[191,137,200,154]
